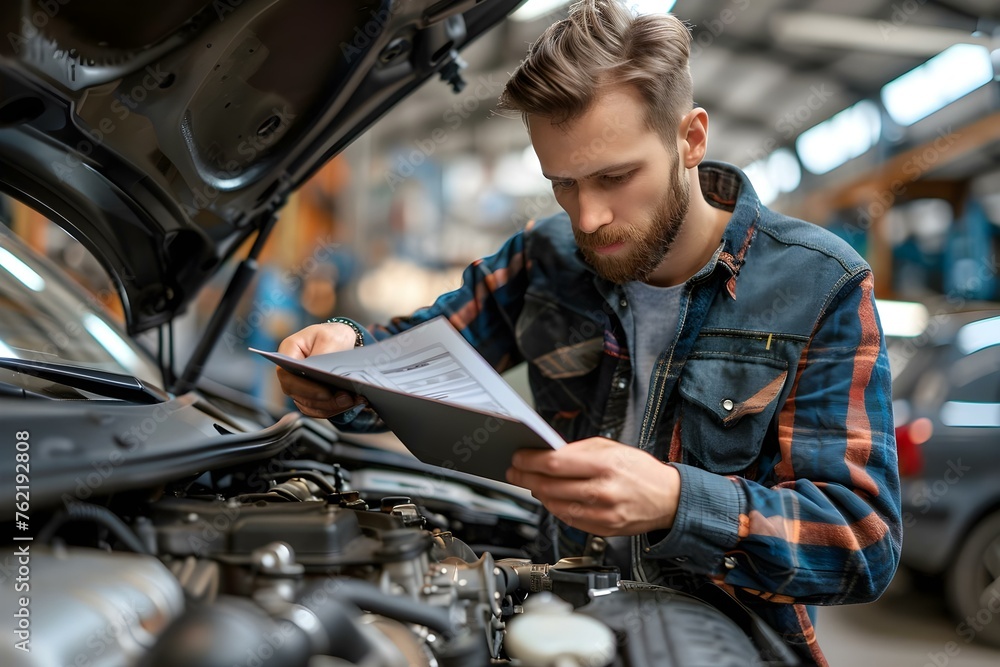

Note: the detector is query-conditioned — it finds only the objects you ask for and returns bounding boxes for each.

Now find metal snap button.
[722,399,734,411]
[616,379,627,390]
[619,298,628,308]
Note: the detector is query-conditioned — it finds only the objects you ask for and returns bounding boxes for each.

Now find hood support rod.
[173,212,279,395]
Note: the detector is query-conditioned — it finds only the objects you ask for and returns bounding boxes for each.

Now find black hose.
[298,577,460,640]
[37,502,151,555]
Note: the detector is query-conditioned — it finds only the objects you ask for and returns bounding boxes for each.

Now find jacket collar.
[700,161,762,299]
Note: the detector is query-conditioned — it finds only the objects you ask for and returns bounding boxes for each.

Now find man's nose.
[575,188,613,234]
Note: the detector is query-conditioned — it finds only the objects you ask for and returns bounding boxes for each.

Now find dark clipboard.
[254,349,560,482]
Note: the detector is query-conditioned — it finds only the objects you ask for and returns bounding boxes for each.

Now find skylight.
[744,148,802,205]
[510,0,676,22]
[795,100,882,175]
[881,44,994,127]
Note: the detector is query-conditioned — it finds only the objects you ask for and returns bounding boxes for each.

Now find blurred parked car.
[0,2,798,666]
[888,303,1000,647]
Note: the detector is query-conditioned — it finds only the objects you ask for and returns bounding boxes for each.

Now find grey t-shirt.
[618,279,685,447]
[602,279,684,577]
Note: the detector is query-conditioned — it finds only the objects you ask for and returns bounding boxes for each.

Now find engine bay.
[2,420,796,666]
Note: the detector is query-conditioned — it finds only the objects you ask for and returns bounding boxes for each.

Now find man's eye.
[602,173,633,185]
[551,180,574,190]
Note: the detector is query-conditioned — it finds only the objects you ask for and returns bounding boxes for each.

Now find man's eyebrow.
[542,161,642,181]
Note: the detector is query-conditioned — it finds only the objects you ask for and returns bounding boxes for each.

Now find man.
[277,1,901,663]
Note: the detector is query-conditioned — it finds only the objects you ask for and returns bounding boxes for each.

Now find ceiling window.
[881,44,995,127]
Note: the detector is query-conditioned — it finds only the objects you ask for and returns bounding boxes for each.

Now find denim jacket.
[345,161,901,665]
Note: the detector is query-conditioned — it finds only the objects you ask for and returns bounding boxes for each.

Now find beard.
[575,169,691,285]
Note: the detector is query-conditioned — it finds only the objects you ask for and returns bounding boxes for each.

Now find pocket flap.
[678,356,788,427]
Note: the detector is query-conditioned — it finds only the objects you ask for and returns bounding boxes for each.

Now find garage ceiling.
[367,0,999,189]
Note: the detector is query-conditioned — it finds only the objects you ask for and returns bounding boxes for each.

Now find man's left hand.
[506,437,681,537]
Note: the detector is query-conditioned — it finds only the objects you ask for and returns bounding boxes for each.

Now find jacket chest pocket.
[677,355,788,474]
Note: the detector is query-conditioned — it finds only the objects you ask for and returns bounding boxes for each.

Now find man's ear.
[677,107,709,169]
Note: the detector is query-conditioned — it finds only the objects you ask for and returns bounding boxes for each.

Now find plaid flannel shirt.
[339,161,901,665]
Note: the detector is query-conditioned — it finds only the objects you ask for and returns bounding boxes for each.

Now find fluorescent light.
[881,44,994,127]
[743,148,801,206]
[875,300,930,338]
[796,100,881,174]
[511,0,676,22]
[956,315,1000,355]
[743,160,778,206]
[82,314,143,371]
[495,148,549,197]
[510,0,570,22]
[941,401,1000,428]
[627,0,676,15]
[0,247,45,291]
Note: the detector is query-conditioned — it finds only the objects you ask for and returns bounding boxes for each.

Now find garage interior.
[3,1,1000,665]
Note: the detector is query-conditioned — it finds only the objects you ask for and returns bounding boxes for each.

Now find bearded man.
[277,2,901,663]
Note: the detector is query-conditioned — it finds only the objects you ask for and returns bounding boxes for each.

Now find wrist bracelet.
[327,317,365,348]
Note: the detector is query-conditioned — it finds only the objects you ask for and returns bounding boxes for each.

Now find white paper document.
[252,317,565,480]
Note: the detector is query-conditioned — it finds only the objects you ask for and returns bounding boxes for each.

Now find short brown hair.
[498,0,693,142]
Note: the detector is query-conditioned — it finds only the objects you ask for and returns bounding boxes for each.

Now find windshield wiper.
[0,379,46,399]
[0,358,168,404]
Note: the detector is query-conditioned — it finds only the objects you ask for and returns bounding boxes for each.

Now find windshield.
[0,226,162,397]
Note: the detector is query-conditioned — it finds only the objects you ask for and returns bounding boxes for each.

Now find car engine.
[2,424,797,667]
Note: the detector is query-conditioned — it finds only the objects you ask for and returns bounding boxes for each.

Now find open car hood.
[0,0,521,333]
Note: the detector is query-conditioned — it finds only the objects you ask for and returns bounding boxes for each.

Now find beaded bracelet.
[327,317,365,348]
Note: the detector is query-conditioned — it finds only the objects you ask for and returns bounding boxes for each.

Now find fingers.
[506,438,681,536]
[510,438,629,479]
[543,500,627,535]
[276,368,365,418]
[507,470,611,505]
[292,394,364,419]
[276,321,366,417]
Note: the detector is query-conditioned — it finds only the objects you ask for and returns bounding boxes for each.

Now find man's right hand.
[276,322,366,418]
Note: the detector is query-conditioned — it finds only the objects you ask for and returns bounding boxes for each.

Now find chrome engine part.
[0,545,185,667]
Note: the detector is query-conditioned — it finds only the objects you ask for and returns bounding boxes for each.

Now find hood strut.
[173,212,279,395]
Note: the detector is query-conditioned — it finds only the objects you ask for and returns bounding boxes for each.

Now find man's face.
[528,85,690,284]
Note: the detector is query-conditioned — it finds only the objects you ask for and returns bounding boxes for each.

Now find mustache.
[574,225,640,250]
